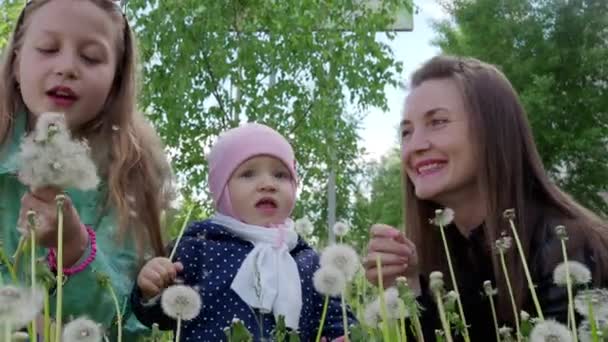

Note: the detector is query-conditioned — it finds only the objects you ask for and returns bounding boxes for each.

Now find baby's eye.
[239,170,255,178]
[274,171,290,180]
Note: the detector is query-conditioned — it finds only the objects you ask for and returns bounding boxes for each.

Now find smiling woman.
[364,55,608,340]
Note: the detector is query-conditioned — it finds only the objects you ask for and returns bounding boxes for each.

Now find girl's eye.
[401,129,412,138]
[274,171,290,180]
[240,170,254,178]
[82,55,101,64]
[36,48,57,54]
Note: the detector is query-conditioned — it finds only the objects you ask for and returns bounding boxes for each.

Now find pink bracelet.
[47,225,97,276]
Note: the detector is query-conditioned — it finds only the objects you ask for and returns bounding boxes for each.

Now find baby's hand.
[137,257,183,300]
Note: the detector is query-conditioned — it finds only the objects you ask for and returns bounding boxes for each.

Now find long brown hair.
[404,55,608,322]
[0,0,174,257]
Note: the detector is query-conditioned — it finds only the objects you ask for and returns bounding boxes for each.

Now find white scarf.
[211,213,302,329]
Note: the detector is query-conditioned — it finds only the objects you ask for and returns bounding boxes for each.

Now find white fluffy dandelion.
[385,287,408,320]
[17,112,99,191]
[431,208,454,227]
[574,288,608,318]
[332,221,350,237]
[0,285,44,331]
[313,266,346,297]
[578,318,607,342]
[10,331,29,341]
[529,319,572,342]
[319,244,360,281]
[161,285,202,321]
[294,217,314,236]
[62,317,103,342]
[363,299,380,327]
[429,271,444,293]
[553,261,592,286]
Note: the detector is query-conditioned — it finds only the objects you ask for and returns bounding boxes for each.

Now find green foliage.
[433,0,608,215]
[127,0,410,239]
[0,0,22,52]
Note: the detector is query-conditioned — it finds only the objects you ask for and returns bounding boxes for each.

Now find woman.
[363,55,608,340]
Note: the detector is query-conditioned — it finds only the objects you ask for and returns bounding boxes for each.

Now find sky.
[360,1,447,161]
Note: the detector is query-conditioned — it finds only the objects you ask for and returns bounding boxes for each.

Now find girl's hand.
[137,257,184,300]
[363,224,419,289]
[17,187,88,266]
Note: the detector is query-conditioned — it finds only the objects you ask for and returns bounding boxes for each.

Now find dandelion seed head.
[579,318,608,342]
[320,244,360,281]
[432,208,454,227]
[0,286,44,331]
[574,288,608,317]
[555,225,568,240]
[503,209,516,220]
[498,326,512,338]
[11,331,29,341]
[161,285,202,321]
[483,280,497,296]
[520,310,530,321]
[62,317,103,342]
[111,125,120,131]
[385,287,408,319]
[313,266,345,297]
[529,319,571,342]
[294,217,314,236]
[429,271,444,293]
[332,221,350,237]
[553,261,592,286]
[363,299,380,327]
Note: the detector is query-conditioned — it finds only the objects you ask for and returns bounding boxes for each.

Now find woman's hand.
[363,224,419,290]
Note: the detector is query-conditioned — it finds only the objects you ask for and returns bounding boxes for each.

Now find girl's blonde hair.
[0,0,175,257]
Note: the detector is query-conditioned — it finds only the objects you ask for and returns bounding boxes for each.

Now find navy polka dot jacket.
[131,219,357,341]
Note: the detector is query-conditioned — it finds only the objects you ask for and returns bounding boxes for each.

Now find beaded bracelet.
[47,225,97,276]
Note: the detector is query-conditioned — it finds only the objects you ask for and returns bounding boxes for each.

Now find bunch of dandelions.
[503,209,544,321]
[554,225,592,342]
[429,271,453,342]
[0,285,44,340]
[495,233,522,342]
[294,217,314,237]
[553,259,591,342]
[313,244,360,342]
[574,288,608,341]
[430,208,470,342]
[62,317,104,342]
[17,112,99,191]
[161,284,202,341]
[17,112,100,341]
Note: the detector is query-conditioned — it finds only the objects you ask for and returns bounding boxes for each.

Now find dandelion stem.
[12,235,26,273]
[487,290,500,342]
[44,287,50,342]
[54,196,65,342]
[0,246,18,283]
[4,321,10,342]
[169,205,194,261]
[507,218,544,320]
[375,256,392,342]
[30,227,38,341]
[340,291,350,342]
[559,241,578,342]
[433,289,453,342]
[412,312,425,342]
[499,250,521,342]
[438,224,470,342]
[106,282,123,342]
[314,295,329,342]
[399,316,407,342]
[175,317,182,342]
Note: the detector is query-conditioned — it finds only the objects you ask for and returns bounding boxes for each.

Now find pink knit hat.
[207,123,298,218]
